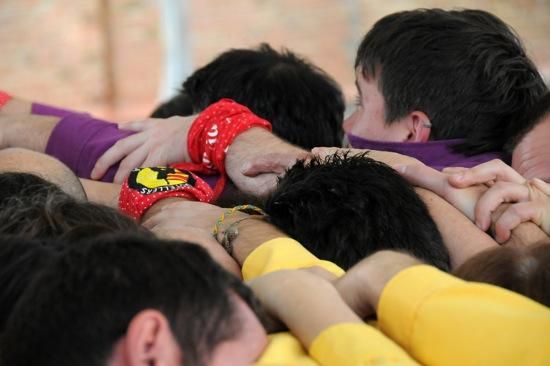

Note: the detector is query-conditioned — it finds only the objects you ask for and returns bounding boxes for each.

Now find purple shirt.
[34,103,219,188]
[347,133,508,170]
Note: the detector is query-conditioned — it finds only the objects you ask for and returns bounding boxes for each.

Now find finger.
[113,148,149,183]
[474,181,530,231]
[117,119,155,131]
[442,166,467,174]
[493,202,541,243]
[395,164,447,196]
[531,178,550,195]
[448,159,525,188]
[91,133,147,180]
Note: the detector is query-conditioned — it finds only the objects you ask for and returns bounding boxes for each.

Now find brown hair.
[454,243,550,306]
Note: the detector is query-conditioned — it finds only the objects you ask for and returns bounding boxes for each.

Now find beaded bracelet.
[212,204,266,237]
[212,204,266,254]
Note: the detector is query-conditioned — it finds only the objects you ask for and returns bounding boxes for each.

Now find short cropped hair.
[454,243,550,307]
[264,154,450,270]
[0,172,147,240]
[152,43,345,149]
[355,9,547,155]
[1,234,264,366]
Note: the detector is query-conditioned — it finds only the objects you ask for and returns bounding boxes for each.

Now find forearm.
[416,188,498,268]
[231,216,288,266]
[0,115,59,152]
[225,127,308,197]
[79,178,120,208]
[249,270,361,348]
[0,96,32,115]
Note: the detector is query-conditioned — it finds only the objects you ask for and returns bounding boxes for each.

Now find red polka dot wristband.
[172,98,272,199]
[118,166,214,221]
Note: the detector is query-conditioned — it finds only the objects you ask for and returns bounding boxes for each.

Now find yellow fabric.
[309,323,419,366]
[378,265,550,366]
[256,333,319,366]
[242,237,344,280]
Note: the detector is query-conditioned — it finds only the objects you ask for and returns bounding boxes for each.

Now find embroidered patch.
[127,167,196,195]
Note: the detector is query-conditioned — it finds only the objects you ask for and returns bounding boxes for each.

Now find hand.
[142,200,243,277]
[141,200,229,232]
[91,116,194,183]
[226,128,308,197]
[396,163,487,222]
[441,160,550,242]
[312,147,422,167]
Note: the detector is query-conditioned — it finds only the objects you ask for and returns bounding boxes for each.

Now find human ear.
[124,309,182,366]
[405,111,431,142]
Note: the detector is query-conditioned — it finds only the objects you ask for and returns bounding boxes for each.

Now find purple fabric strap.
[43,111,133,181]
[38,102,219,188]
[347,133,508,170]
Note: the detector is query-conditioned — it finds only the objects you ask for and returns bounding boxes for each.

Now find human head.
[347,9,547,154]
[264,153,450,270]
[510,92,550,181]
[454,243,550,306]
[0,236,58,333]
[0,172,147,240]
[1,234,268,366]
[152,43,345,149]
[0,147,87,200]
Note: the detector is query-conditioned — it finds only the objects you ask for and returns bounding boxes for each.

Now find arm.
[225,127,308,197]
[415,187,498,268]
[140,200,344,278]
[142,198,242,277]
[250,269,419,366]
[336,251,550,366]
[0,114,59,152]
[79,179,120,208]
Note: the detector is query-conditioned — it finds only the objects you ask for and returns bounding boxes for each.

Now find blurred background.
[1,0,549,121]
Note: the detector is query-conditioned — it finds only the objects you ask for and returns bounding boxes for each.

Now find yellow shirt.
[248,238,550,365]
[378,265,550,366]
[249,238,418,365]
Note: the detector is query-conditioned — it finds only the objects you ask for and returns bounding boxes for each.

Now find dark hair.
[151,43,345,149]
[264,153,450,270]
[151,91,194,118]
[507,92,550,152]
[0,236,59,333]
[0,172,148,240]
[1,234,264,366]
[355,9,547,155]
[454,243,550,306]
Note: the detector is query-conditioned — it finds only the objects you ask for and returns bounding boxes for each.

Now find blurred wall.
[1,0,548,121]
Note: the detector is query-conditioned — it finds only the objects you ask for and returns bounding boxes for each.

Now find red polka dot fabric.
[172,98,272,199]
[118,167,214,221]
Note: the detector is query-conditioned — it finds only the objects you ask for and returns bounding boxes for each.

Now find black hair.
[264,153,450,270]
[0,172,148,240]
[151,43,345,149]
[355,9,547,155]
[1,234,264,366]
[0,236,59,333]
